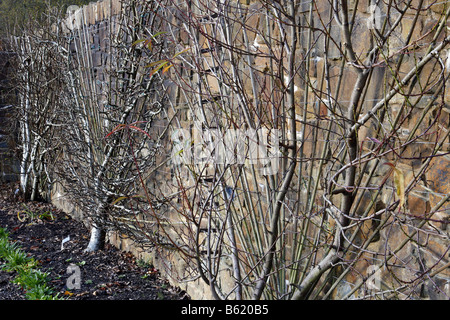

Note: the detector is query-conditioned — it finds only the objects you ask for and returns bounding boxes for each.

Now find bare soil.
[0,182,189,300]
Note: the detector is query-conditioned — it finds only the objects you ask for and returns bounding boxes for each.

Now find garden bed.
[0,182,189,300]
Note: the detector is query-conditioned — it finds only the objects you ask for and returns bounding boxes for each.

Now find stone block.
[98,1,105,21]
[401,15,424,41]
[99,0,110,20]
[349,0,370,11]
[308,56,325,79]
[252,48,271,73]
[92,51,103,67]
[325,64,358,104]
[428,0,448,14]
[245,2,264,43]
[82,3,91,26]
[425,154,450,230]
[51,181,80,220]
[111,0,122,16]
[91,2,99,24]
[92,34,100,47]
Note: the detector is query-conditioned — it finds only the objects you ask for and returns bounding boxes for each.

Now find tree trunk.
[84,201,108,252]
[85,224,106,252]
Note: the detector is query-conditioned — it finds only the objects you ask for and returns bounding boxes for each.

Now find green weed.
[0,227,62,300]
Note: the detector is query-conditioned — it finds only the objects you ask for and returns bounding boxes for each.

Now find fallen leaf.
[64,290,74,296]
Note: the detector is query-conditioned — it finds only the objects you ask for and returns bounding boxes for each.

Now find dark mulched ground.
[0,182,189,300]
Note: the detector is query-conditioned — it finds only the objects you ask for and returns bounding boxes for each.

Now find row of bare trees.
[9,0,450,299]
[10,1,170,252]
[12,14,67,201]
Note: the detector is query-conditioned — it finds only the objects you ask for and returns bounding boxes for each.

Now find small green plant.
[0,227,62,300]
[24,285,60,300]
[136,258,151,269]
[0,227,8,239]
[157,292,165,300]
[3,248,36,271]
[14,269,49,288]
[0,237,17,258]
[24,286,51,300]
[76,260,86,266]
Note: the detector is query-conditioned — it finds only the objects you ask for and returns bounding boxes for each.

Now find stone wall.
[49,0,450,300]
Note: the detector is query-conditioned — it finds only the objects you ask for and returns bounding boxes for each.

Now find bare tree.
[11,9,68,201]
[12,1,172,253]
[56,0,171,252]
[155,0,450,299]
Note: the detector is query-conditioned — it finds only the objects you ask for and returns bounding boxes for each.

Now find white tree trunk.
[19,84,30,197]
[84,224,106,252]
